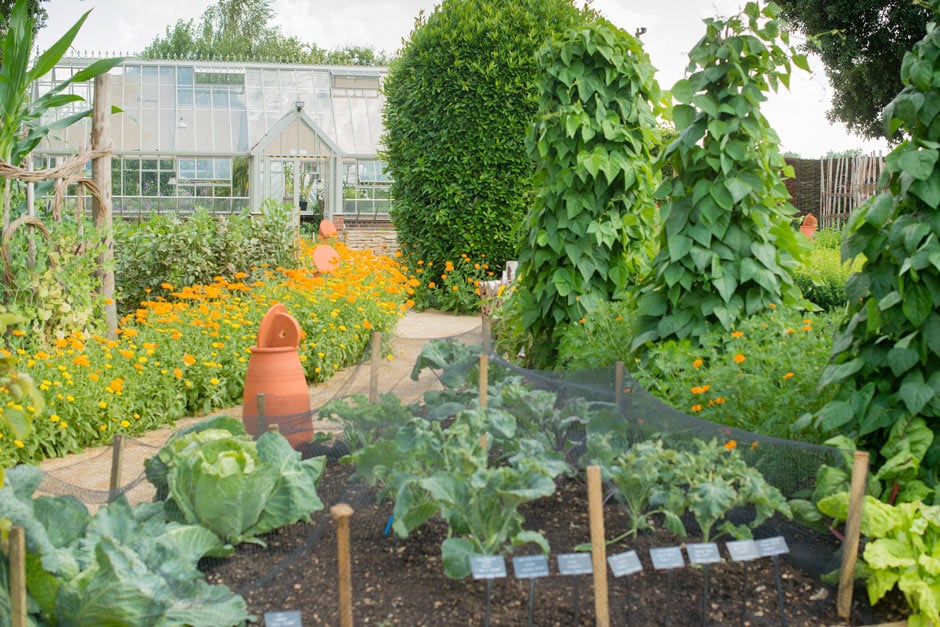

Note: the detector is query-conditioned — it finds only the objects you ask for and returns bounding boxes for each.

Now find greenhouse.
[34,57,392,225]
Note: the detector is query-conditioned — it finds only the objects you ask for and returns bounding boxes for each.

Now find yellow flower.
[782,372,795,380]
[120,420,130,428]
[733,354,746,364]
[98,401,108,409]
[99,425,107,431]
[210,378,220,385]
[173,368,183,378]
[14,439,24,448]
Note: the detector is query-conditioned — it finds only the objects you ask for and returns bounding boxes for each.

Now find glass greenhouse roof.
[38,58,387,159]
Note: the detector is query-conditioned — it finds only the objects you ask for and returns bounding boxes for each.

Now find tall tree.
[142,0,388,65]
[776,0,930,140]
[0,0,46,57]
[382,0,589,276]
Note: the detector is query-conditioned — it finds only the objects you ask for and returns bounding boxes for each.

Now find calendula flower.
[731,331,743,338]
[691,385,711,394]
[691,404,703,412]
[724,440,737,450]
[14,439,24,448]
[782,372,795,380]
[733,354,745,364]
[120,420,130,428]
[692,358,704,368]
[183,354,196,366]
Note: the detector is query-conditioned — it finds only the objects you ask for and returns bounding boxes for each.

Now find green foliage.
[793,240,864,311]
[0,464,252,626]
[382,0,587,282]
[808,3,940,469]
[3,218,108,343]
[777,0,930,140]
[511,19,664,367]
[0,311,41,483]
[114,201,294,314]
[633,2,809,349]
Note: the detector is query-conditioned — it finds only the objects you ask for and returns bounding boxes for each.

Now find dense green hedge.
[382,0,588,271]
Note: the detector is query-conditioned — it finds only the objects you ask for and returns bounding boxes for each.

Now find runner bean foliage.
[633,2,810,348]
[800,0,940,472]
[513,18,665,367]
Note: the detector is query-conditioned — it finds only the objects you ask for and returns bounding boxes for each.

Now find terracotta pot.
[242,304,312,447]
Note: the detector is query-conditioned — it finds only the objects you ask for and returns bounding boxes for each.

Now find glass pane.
[123,169,140,195]
[179,158,195,179]
[178,66,194,86]
[195,87,211,107]
[141,159,158,170]
[214,158,232,180]
[177,88,193,106]
[158,171,173,196]
[159,66,175,83]
[143,66,158,82]
[141,171,157,196]
[196,159,212,179]
[160,159,173,170]
[212,87,228,107]
[230,90,246,110]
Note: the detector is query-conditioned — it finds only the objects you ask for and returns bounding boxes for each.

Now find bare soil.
[203,461,909,626]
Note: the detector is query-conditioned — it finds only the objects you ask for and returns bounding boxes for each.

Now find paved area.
[37,310,483,509]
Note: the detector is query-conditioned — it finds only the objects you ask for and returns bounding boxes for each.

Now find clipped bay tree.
[382,0,587,274]
[632,2,809,348]
[512,20,664,367]
[805,1,940,467]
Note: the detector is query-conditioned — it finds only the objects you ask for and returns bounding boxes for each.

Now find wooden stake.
[369,331,382,403]
[108,434,124,503]
[10,525,26,627]
[481,315,491,355]
[837,450,870,619]
[256,393,266,433]
[331,503,355,627]
[479,354,488,409]
[92,73,117,338]
[615,361,625,408]
[587,466,610,627]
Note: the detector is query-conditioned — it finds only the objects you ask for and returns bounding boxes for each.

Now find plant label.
[686,543,721,565]
[650,546,685,570]
[756,536,789,557]
[608,550,643,577]
[557,553,593,576]
[264,611,302,627]
[512,554,549,579]
[470,555,507,580]
[726,539,760,562]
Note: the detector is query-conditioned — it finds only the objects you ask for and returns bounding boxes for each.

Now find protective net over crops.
[26,320,858,624]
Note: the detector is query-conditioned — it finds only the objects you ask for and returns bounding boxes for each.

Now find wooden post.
[92,73,117,338]
[331,503,355,627]
[108,434,124,503]
[256,393,266,433]
[587,466,610,627]
[614,361,625,408]
[369,331,382,403]
[481,315,491,354]
[478,354,488,409]
[837,450,870,619]
[10,525,27,627]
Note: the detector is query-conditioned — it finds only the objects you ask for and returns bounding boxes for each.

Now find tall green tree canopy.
[382,0,589,272]
[776,0,931,140]
[141,0,388,65]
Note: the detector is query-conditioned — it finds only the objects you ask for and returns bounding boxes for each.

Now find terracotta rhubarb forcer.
[242,303,312,447]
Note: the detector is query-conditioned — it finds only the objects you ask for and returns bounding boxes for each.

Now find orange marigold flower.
[182,354,196,366]
[11,329,24,336]
[731,331,743,338]
[714,397,725,405]
[782,372,795,380]
[750,441,759,450]
[428,282,436,289]
[724,440,737,450]
[173,368,183,378]
[692,358,704,368]
[161,282,174,290]
[451,285,459,292]
[110,378,124,393]
[733,354,745,364]
[691,404,703,412]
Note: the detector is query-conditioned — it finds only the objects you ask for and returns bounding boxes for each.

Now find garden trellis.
[818,152,884,230]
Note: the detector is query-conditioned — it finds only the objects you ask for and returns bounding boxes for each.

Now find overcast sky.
[37,0,891,158]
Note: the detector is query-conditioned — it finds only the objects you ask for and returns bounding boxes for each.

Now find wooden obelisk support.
[479,354,488,409]
[10,525,27,627]
[837,450,870,619]
[331,504,355,627]
[92,73,117,338]
[588,466,610,626]
[108,434,124,503]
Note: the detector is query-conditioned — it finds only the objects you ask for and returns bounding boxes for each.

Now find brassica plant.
[147,416,325,549]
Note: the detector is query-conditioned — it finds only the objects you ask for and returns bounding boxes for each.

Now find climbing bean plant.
[632,2,809,349]
[513,19,664,367]
[800,0,940,468]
